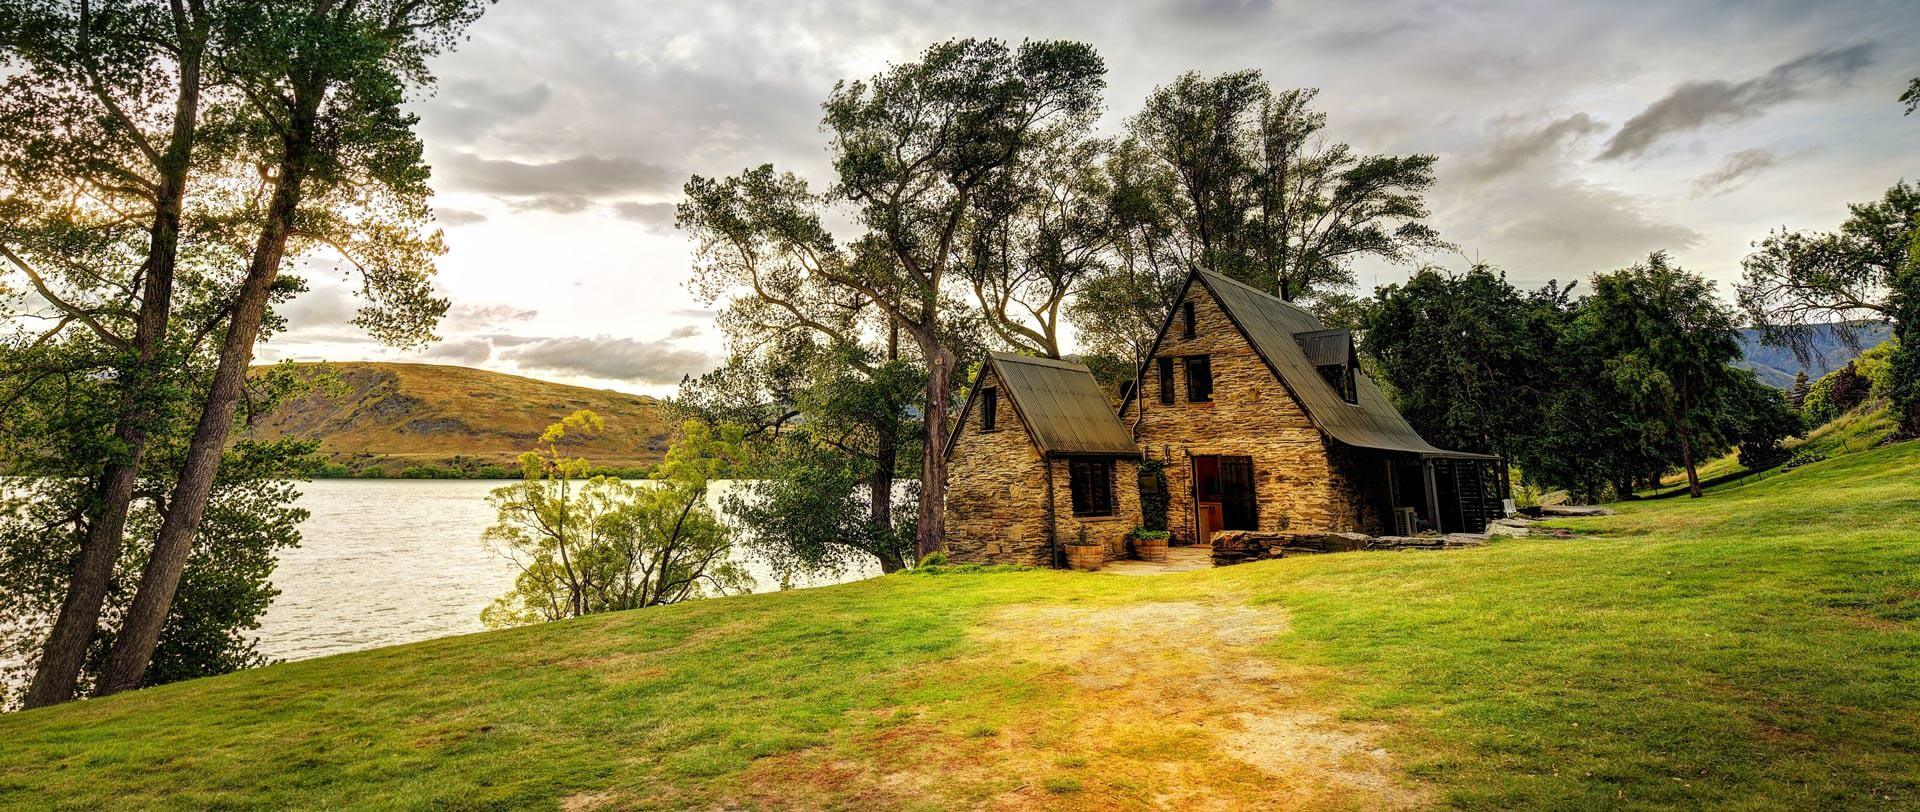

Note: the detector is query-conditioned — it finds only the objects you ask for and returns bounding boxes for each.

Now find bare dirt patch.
[975,601,1429,810]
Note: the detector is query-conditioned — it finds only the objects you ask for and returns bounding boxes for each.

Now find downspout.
[1042,451,1060,569]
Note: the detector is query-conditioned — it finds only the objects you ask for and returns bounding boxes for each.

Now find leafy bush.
[1138,458,1170,531]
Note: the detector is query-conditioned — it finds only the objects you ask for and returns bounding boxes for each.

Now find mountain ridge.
[244,361,673,474]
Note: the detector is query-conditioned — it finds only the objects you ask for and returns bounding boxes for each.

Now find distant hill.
[243,362,673,474]
[1735,322,1893,389]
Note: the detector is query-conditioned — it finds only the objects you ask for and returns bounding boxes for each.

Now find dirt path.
[735,600,1430,810]
[973,601,1429,810]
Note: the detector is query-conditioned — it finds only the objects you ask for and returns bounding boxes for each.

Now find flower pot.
[1064,544,1105,571]
[1134,536,1169,562]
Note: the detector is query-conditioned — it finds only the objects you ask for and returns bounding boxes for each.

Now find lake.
[258,479,875,662]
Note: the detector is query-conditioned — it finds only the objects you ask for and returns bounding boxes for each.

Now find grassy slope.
[1646,401,1898,498]
[244,362,672,471]
[3,443,1918,809]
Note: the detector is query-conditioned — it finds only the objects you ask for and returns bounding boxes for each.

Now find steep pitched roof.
[949,352,1137,457]
[1132,270,1497,461]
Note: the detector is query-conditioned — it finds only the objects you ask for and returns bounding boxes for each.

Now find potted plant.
[1130,528,1171,562]
[1064,528,1105,571]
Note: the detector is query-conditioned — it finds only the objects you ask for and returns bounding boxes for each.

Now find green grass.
[3,441,1919,809]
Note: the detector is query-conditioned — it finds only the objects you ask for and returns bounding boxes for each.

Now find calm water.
[258,479,875,662]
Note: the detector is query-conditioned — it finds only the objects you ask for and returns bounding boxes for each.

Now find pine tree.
[1788,370,1811,411]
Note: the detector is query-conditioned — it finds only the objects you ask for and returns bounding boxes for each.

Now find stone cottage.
[944,269,1506,567]
[943,352,1144,566]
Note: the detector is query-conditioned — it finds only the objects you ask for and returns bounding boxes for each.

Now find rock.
[1486,522,1530,537]
[1538,505,1614,517]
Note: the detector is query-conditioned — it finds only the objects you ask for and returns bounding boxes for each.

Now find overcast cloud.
[263,0,1920,394]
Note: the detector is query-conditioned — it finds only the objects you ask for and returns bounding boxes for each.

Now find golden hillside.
[243,362,673,473]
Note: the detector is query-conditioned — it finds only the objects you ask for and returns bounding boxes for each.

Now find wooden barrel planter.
[1064,543,1105,571]
[1134,536,1169,562]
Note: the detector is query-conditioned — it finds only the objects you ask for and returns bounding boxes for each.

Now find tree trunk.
[1678,429,1702,499]
[913,334,954,559]
[95,83,314,696]
[23,38,203,708]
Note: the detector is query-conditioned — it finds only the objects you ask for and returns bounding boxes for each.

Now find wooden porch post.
[1423,458,1443,534]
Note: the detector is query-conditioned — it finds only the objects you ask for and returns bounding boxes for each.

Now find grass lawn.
[2,441,1917,809]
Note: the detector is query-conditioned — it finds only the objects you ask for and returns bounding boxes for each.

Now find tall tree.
[1586,253,1744,498]
[94,0,481,696]
[679,167,920,571]
[817,38,1104,557]
[1123,71,1443,301]
[1788,369,1811,411]
[1361,263,1574,461]
[963,129,1113,358]
[2,0,217,709]
[1738,181,1920,436]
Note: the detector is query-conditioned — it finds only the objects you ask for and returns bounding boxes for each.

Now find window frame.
[1068,457,1116,517]
[1157,356,1175,405]
[1184,355,1213,403]
[979,387,998,432]
[1181,300,1196,339]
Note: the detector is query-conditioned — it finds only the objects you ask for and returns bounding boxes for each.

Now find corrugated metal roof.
[1195,271,1499,461]
[985,352,1137,455]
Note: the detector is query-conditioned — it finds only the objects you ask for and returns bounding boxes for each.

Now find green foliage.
[1740,181,1920,436]
[0,342,320,706]
[480,415,750,628]
[1119,74,1443,301]
[1137,458,1170,531]
[1362,263,1573,458]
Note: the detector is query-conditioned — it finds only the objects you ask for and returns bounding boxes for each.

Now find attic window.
[1317,365,1357,404]
[1297,329,1358,404]
[980,387,998,431]
[1181,301,1197,338]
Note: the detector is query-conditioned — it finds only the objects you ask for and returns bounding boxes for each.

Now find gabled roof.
[1129,269,1498,461]
[949,352,1137,457]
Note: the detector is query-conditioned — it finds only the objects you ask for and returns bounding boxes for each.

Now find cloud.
[437,152,679,200]
[500,335,715,384]
[445,303,539,331]
[612,201,678,231]
[425,81,552,142]
[665,324,701,339]
[509,195,595,214]
[433,207,489,226]
[422,337,493,365]
[1457,113,1606,184]
[1446,178,1703,281]
[1600,43,1876,160]
[280,284,357,330]
[1690,149,1783,199]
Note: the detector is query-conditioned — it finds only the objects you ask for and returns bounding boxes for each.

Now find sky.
[259,0,1920,396]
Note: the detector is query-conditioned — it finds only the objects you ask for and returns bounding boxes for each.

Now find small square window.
[1185,356,1213,403]
[1069,458,1115,517]
[980,388,998,431]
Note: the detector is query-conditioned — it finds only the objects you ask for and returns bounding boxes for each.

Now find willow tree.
[94,0,482,696]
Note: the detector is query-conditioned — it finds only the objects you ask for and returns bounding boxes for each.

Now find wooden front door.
[1193,455,1257,543]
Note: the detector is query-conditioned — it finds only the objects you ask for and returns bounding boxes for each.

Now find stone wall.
[944,366,1052,565]
[1121,281,1380,543]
